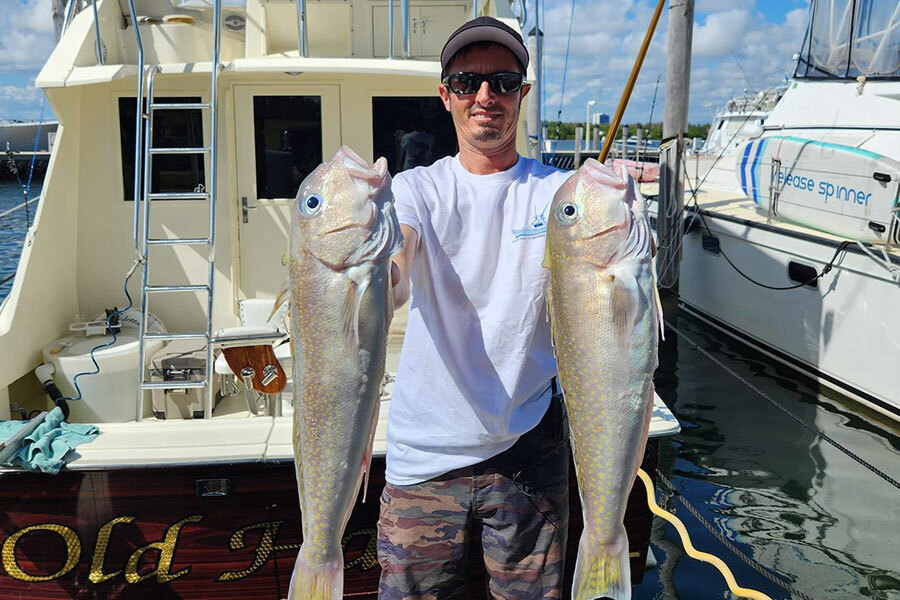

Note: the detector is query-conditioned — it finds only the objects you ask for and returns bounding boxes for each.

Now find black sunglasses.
[442,71,527,95]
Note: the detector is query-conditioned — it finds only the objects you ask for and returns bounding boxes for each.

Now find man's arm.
[390,224,418,308]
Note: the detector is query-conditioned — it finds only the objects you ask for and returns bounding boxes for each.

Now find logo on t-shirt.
[511,199,553,242]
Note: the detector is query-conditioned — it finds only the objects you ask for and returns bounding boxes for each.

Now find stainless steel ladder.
[130,0,223,421]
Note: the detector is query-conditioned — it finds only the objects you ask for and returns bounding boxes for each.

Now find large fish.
[279,146,403,600]
[543,159,660,600]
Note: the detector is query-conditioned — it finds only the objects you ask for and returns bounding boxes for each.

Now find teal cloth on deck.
[0,407,98,474]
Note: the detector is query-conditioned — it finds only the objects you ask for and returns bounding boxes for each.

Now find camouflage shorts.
[377,396,570,600]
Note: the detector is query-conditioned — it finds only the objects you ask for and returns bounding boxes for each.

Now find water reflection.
[636,311,900,600]
[0,180,41,303]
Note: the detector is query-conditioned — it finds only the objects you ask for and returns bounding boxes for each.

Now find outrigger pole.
[598,0,666,163]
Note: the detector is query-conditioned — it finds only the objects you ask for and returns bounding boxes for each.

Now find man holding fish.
[284,15,658,600]
[377,15,575,600]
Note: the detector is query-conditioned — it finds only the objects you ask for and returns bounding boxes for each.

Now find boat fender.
[34,362,70,421]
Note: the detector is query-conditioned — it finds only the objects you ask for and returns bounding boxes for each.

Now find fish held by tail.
[289,550,343,600]
[572,529,632,600]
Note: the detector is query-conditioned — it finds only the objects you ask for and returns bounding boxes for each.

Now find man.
[379,16,572,600]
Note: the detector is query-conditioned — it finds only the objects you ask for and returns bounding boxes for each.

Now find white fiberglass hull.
[678,211,900,421]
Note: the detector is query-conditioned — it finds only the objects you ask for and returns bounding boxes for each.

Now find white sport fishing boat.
[677,0,900,421]
[693,85,786,192]
[0,0,679,597]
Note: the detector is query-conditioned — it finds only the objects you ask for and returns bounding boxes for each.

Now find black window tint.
[119,97,205,201]
[253,96,322,199]
[372,97,456,175]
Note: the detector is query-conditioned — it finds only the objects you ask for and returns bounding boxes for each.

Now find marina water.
[0,179,41,303]
[1,179,898,599]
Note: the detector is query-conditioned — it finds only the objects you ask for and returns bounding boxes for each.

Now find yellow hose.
[636,468,774,600]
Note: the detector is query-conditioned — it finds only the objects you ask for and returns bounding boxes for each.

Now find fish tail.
[572,529,632,600]
[288,549,343,600]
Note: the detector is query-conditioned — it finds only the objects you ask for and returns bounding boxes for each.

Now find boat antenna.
[637,73,662,181]
[552,0,577,162]
[599,0,666,163]
[730,51,756,94]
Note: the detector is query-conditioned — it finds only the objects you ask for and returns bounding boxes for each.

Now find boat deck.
[9,388,679,471]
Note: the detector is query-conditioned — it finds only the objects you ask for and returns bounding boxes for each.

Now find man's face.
[439,44,531,152]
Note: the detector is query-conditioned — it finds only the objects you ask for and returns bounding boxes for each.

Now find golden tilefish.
[543,159,660,600]
[278,146,402,600]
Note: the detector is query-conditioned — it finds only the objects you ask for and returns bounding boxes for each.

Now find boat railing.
[68,0,505,68]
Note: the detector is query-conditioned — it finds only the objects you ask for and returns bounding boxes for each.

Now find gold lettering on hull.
[217,520,298,582]
[89,516,135,584]
[124,515,204,584]
[2,524,81,582]
[1,516,380,585]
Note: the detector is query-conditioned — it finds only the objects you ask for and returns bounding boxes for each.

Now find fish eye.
[299,193,323,216]
[556,202,579,224]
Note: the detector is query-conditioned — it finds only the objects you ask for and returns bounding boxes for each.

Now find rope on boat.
[854,240,900,284]
[667,321,900,492]
[637,467,775,600]
[654,468,817,600]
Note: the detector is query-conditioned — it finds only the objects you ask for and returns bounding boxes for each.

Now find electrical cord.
[60,259,141,403]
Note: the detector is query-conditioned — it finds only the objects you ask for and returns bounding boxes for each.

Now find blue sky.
[0,0,810,125]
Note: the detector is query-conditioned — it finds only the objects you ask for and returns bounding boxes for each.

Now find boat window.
[119,97,205,201]
[372,97,456,175]
[253,96,322,199]
[852,0,900,75]
[796,0,900,78]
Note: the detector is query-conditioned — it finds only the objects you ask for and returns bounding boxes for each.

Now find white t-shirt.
[386,154,571,485]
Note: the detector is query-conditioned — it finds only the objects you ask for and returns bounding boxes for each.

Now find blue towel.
[0,407,99,474]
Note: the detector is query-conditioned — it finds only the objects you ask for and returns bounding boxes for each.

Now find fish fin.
[341,265,372,350]
[572,528,631,600]
[289,550,343,600]
[545,283,557,354]
[269,279,290,322]
[610,274,641,353]
[292,409,306,539]
[360,397,380,504]
[651,260,665,341]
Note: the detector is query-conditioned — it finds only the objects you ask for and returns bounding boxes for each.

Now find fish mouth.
[323,202,377,236]
[573,218,630,243]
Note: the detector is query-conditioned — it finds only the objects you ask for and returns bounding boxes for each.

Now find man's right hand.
[391,224,418,308]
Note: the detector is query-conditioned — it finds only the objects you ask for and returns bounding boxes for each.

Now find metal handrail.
[297,0,308,57]
[389,0,395,59]
[136,65,161,422]
[402,0,410,58]
[62,0,78,33]
[90,0,104,65]
[125,0,145,258]
[205,0,222,417]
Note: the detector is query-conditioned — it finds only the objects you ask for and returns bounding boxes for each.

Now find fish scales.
[543,159,659,600]
[284,146,402,600]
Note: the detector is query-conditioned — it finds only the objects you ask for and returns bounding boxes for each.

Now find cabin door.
[233,85,341,298]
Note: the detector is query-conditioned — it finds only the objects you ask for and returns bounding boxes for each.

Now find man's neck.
[457,141,519,175]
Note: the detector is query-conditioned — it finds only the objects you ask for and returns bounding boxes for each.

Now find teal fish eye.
[556,202,578,223]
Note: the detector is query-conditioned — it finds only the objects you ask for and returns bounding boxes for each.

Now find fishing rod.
[598,0,666,163]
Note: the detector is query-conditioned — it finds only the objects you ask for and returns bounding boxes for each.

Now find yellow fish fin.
[268,278,290,321]
[360,395,381,503]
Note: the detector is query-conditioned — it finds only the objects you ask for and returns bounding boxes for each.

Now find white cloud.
[534,0,808,124]
[0,0,56,73]
[0,85,41,103]
[692,9,752,59]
